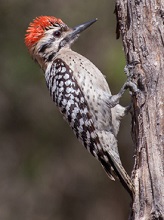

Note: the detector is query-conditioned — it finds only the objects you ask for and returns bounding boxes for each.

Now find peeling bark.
[115,1,164,219]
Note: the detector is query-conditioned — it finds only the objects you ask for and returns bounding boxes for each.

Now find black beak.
[60,18,97,48]
[70,18,98,39]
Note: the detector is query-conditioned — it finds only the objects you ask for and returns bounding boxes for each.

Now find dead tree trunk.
[115,1,164,219]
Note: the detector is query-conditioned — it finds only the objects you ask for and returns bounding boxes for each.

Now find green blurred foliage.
[0,0,134,219]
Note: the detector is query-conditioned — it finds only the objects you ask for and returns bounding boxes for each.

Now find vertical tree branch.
[115,0,164,219]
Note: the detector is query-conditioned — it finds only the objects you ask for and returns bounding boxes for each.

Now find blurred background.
[0,0,134,219]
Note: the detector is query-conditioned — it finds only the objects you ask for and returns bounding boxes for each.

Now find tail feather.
[99,152,135,199]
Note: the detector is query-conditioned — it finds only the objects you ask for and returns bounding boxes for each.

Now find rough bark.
[115,0,164,220]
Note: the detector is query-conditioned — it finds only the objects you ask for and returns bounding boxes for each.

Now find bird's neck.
[30,44,71,71]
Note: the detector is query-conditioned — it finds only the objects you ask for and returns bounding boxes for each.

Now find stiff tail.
[99,153,135,199]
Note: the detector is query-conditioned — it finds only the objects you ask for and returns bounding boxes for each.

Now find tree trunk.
[115,1,164,219]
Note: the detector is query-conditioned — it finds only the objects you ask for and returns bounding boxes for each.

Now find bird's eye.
[53,30,61,37]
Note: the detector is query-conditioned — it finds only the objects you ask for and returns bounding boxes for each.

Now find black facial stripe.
[47,52,56,62]
[39,43,52,53]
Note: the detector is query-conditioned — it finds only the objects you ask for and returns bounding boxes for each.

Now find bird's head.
[25,16,97,68]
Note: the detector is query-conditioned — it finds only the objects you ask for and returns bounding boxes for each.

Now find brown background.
[0,0,134,219]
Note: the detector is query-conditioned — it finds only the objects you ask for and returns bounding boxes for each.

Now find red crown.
[25,16,64,48]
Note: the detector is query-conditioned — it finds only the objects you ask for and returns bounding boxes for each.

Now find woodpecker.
[25,16,135,197]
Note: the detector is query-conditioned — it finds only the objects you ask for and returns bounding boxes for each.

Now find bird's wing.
[45,58,134,197]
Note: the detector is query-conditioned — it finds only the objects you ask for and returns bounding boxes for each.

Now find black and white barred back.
[45,56,134,197]
[25,16,134,198]
[46,58,100,156]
